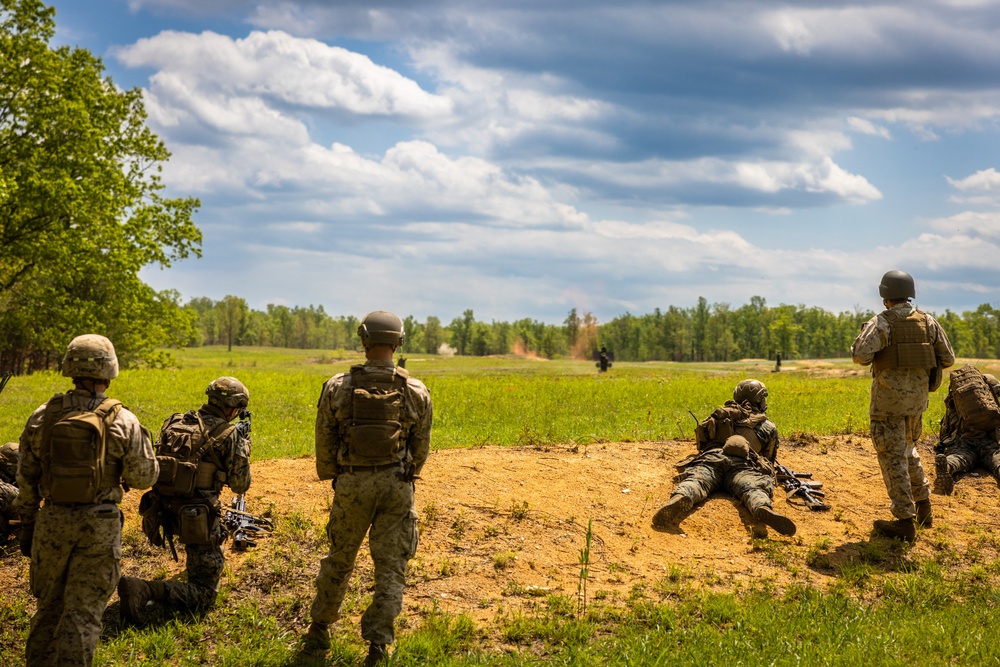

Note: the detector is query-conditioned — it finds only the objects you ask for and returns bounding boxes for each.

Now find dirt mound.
[4,435,999,630]
[239,435,1000,623]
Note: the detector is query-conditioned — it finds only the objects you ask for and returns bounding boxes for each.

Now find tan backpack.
[153,412,235,498]
[344,366,410,464]
[948,365,1000,432]
[41,394,123,505]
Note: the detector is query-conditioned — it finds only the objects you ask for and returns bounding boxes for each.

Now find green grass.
[0,347,949,457]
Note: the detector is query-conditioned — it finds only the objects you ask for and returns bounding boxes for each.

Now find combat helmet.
[878,270,915,300]
[62,334,119,380]
[206,376,250,409]
[985,374,999,392]
[358,310,405,348]
[733,379,768,412]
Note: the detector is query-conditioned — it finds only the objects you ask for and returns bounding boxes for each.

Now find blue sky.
[46,0,1000,324]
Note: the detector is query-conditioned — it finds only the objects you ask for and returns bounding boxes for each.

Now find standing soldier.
[304,311,433,666]
[14,334,158,667]
[118,377,253,623]
[851,270,955,542]
[652,379,796,538]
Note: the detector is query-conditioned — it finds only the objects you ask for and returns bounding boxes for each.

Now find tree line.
[182,295,1000,363]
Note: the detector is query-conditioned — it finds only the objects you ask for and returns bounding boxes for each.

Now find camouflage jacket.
[851,303,955,418]
[15,388,158,523]
[315,359,433,480]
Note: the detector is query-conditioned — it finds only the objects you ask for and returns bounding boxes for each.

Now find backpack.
[345,365,410,464]
[40,394,123,505]
[153,412,235,498]
[948,365,1000,432]
[694,402,767,453]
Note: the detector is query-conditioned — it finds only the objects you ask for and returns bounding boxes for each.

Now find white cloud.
[925,210,1000,238]
[847,117,892,140]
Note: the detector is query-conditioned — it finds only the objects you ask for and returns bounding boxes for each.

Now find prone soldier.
[934,366,1000,495]
[652,379,796,538]
[14,334,158,667]
[0,442,18,541]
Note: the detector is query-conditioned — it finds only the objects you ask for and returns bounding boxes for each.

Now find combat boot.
[934,454,954,495]
[873,518,916,542]
[652,495,692,528]
[118,576,154,625]
[916,499,933,527]
[303,621,331,653]
[364,642,388,666]
[753,506,796,536]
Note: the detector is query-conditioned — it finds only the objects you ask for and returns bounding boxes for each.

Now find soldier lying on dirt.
[934,366,1000,495]
[652,379,796,538]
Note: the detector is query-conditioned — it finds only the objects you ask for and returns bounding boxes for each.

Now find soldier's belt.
[342,462,403,473]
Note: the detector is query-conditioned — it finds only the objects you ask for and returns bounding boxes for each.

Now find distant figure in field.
[596,346,613,372]
[305,310,433,666]
[851,270,955,542]
[934,366,1000,495]
[651,379,796,538]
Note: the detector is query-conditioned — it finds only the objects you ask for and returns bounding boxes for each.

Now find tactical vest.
[40,394,123,505]
[948,365,1000,432]
[695,403,767,453]
[153,411,234,498]
[872,309,937,373]
[342,365,410,465]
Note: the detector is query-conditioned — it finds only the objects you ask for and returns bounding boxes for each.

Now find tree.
[0,0,200,371]
[217,296,248,352]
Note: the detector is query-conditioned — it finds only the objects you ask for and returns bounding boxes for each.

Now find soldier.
[934,368,1000,495]
[119,377,253,623]
[652,379,796,538]
[851,270,955,542]
[0,442,19,541]
[304,311,433,666]
[14,334,158,667]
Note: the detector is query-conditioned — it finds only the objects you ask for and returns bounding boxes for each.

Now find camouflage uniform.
[671,402,780,518]
[153,404,252,610]
[0,442,18,538]
[15,389,157,667]
[852,303,955,520]
[937,381,1000,481]
[310,359,433,647]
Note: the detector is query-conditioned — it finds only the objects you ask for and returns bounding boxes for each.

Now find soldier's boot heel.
[916,499,933,527]
[873,518,916,542]
[652,495,692,528]
[754,506,797,536]
[934,454,954,496]
[303,621,331,653]
[118,576,154,625]
[364,643,388,666]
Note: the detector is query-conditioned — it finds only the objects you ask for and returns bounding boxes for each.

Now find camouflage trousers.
[944,438,1000,478]
[870,415,929,520]
[26,503,122,667]
[159,542,226,610]
[672,449,775,515]
[310,468,419,645]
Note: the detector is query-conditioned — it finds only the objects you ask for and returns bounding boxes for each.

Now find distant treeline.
[185,295,1000,363]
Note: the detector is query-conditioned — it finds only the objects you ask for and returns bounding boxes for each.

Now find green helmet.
[206,376,250,409]
[878,270,915,300]
[358,310,405,347]
[62,334,119,380]
[985,374,999,392]
[733,379,768,412]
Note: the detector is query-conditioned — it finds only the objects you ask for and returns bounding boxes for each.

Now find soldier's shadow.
[807,537,916,577]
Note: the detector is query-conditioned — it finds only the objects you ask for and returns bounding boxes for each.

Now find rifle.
[236,408,252,440]
[223,494,274,551]
[0,372,11,396]
[774,462,830,511]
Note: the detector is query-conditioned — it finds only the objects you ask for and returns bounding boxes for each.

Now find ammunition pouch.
[178,503,213,546]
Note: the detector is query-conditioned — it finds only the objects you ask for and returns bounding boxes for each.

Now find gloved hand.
[19,523,34,558]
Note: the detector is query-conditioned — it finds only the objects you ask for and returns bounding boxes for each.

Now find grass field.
[1,347,995,667]
[0,347,942,455]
